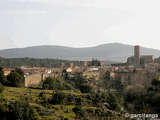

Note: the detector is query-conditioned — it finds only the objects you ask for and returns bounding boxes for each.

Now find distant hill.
[0,43,160,62]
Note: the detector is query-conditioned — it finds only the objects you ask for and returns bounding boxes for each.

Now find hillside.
[0,84,123,119]
[0,43,160,62]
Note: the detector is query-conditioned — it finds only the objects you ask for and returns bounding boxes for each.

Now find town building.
[127,45,154,67]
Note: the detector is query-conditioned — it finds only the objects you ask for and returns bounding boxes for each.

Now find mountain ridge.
[0,43,160,62]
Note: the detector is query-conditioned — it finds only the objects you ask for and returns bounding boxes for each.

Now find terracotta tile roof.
[3,69,13,71]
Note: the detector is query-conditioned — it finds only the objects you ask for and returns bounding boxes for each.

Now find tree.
[14,68,24,76]
[97,60,101,66]
[94,58,98,66]
[0,66,3,71]
[0,83,4,93]
[124,85,145,102]
[107,92,121,110]
[62,69,67,73]
[91,58,95,66]
[0,66,6,85]
[7,72,23,87]
[151,78,159,86]
[42,77,55,89]
[123,85,146,111]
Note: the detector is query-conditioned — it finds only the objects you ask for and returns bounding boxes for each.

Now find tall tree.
[0,83,4,93]
[0,66,6,85]
[91,58,95,66]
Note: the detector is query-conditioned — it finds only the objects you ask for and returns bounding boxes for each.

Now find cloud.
[47,7,135,48]
[2,0,160,11]
[102,9,160,49]
[1,0,160,50]
[11,21,50,48]
[0,31,17,50]
[1,10,46,14]
[92,0,160,14]
[3,0,160,13]
[2,0,95,7]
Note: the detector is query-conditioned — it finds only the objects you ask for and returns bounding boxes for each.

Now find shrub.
[72,106,85,117]
[50,91,67,104]
[13,100,35,120]
[42,77,65,90]
[123,85,146,111]
[151,78,159,86]
[79,84,93,93]
[107,92,121,110]
[123,85,145,103]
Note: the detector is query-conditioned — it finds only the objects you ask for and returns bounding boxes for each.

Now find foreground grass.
[1,86,124,120]
[0,87,80,119]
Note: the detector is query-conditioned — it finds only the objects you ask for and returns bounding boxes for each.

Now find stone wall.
[114,72,152,88]
[24,73,49,87]
[83,71,100,79]
[154,57,160,63]
[24,73,63,88]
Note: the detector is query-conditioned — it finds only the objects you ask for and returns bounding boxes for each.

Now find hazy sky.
[0,0,160,50]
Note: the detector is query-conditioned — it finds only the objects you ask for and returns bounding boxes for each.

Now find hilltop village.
[2,45,160,89]
[1,45,160,120]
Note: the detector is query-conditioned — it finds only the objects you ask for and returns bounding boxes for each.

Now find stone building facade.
[24,73,63,87]
[80,61,88,67]
[24,73,49,87]
[127,46,154,67]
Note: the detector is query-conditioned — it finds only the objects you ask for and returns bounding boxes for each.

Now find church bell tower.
[134,45,140,67]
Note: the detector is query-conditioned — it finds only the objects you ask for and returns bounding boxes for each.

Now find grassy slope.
[1,87,99,120]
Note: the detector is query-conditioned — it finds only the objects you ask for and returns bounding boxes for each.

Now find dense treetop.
[0,57,79,68]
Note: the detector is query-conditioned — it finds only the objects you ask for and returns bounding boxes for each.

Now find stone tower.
[61,63,65,68]
[134,45,140,67]
[80,61,88,67]
[69,62,74,68]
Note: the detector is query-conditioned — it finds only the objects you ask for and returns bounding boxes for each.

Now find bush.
[72,106,85,117]
[42,77,65,90]
[151,78,159,86]
[107,92,121,110]
[123,85,145,103]
[13,100,35,120]
[50,91,67,104]
[123,85,146,111]
[0,99,35,120]
[79,84,93,93]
